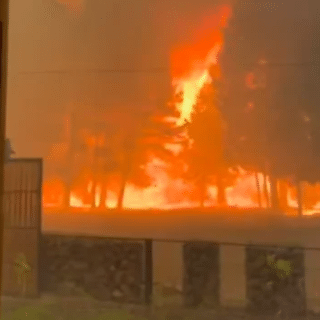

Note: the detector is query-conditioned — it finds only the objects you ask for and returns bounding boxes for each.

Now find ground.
[2,294,320,320]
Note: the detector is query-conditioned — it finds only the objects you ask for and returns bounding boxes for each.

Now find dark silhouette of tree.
[97,152,119,209]
[221,1,318,211]
[116,105,184,210]
[301,1,320,184]
[183,79,237,207]
[77,125,121,209]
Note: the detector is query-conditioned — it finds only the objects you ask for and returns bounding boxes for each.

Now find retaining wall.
[40,234,144,303]
[40,233,313,316]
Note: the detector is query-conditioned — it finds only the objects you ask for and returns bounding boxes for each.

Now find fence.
[40,232,320,316]
[3,158,43,297]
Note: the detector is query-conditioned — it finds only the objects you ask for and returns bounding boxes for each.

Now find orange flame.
[171,5,232,126]
[43,178,64,207]
[42,4,320,216]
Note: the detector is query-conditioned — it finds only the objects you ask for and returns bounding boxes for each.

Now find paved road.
[42,208,320,247]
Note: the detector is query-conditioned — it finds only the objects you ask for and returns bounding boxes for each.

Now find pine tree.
[184,80,237,207]
[116,106,184,210]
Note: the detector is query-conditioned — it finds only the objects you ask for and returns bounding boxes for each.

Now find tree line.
[60,1,320,211]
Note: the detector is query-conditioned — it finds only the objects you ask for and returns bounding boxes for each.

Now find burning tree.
[182,77,237,207]
[220,1,314,211]
[116,108,185,210]
[74,119,123,209]
[220,0,320,216]
[166,5,234,207]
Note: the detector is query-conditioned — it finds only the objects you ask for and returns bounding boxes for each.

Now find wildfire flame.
[42,4,320,216]
[171,5,231,126]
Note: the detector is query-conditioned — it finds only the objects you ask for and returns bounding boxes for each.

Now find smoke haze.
[5,0,318,159]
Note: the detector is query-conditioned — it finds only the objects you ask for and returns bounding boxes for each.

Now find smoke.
[170,5,232,80]
[57,0,85,15]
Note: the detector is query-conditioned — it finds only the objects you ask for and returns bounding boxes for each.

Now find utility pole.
[0,0,9,316]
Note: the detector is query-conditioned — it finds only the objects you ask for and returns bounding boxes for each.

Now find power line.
[17,67,170,76]
[16,62,316,76]
[244,62,315,68]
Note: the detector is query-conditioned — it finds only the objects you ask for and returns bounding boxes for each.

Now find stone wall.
[183,242,220,307]
[40,234,144,303]
[39,234,309,315]
[246,246,306,317]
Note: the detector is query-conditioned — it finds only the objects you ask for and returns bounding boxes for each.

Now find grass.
[2,285,320,320]
[1,295,145,320]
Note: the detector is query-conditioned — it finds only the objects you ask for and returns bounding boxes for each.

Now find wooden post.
[0,1,9,316]
[145,239,153,305]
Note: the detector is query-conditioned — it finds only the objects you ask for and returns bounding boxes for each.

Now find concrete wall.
[152,242,248,310]
[305,249,320,313]
[219,245,246,308]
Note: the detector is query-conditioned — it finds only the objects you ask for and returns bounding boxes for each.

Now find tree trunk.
[64,112,74,209]
[199,174,206,208]
[117,175,127,210]
[270,175,279,210]
[91,146,99,209]
[263,173,270,208]
[91,179,97,209]
[216,174,226,206]
[118,163,131,210]
[118,143,135,210]
[278,179,288,211]
[64,153,72,209]
[255,172,262,208]
[64,183,71,208]
[297,180,304,217]
[99,182,107,209]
